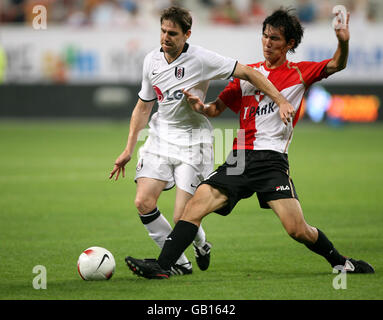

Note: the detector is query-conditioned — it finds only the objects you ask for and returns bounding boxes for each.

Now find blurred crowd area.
[0,0,382,27]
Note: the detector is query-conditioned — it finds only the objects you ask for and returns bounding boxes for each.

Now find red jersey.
[219,59,331,153]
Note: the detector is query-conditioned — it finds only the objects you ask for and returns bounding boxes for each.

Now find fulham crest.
[175,66,185,80]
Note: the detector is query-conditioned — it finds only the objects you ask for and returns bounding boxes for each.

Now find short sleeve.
[297,59,332,87]
[199,47,237,81]
[138,52,157,102]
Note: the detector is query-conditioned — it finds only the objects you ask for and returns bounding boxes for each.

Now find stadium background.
[0,0,382,122]
[1,0,383,302]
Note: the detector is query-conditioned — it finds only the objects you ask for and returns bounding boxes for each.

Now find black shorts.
[200,150,299,215]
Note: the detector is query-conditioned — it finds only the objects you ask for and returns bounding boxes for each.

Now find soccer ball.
[77,246,116,280]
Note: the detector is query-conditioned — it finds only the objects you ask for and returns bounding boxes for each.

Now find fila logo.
[175,66,185,80]
[276,185,290,191]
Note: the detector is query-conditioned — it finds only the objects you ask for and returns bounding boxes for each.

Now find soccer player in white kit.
[110,6,294,275]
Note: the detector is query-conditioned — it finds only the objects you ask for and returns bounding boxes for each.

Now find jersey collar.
[160,42,189,53]
[160,43,189,64]
[262,59,288,71]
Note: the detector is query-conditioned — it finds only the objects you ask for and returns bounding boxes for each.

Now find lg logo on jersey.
[153,86,183,102]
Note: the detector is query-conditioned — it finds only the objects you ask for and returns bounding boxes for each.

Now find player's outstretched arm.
[233,63,295,125]
[109,99,154,180]
[326,9,350,75]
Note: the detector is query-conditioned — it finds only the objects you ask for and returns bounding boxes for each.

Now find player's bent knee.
[181,200,205,225]
[134,196,157,215]
[286,225,314,244]
[287,229,305,242]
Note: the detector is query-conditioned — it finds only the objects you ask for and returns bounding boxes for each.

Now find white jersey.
[138,43,237,146]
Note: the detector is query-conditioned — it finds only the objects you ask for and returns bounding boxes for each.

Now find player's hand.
[182,89,205,113]
[334,10,350,42]
[279,101,296,126]
[109,150,131,181]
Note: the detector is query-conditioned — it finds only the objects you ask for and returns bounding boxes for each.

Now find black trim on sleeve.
[228,61,238,79]
[138,94,157,102]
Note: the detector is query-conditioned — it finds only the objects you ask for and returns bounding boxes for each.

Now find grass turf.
[0,120,382,300]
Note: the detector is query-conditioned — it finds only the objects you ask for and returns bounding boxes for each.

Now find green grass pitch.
[0,119,382,300]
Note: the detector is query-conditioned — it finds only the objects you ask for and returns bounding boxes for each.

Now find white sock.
[140,209,190,266]
[193,225,206,247]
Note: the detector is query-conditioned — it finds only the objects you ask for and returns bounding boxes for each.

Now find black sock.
[139,207,160,224]
[158,220,198,270]
[305,228,346,267]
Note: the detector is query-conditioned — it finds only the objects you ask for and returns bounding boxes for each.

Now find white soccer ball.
[77,246,116,280]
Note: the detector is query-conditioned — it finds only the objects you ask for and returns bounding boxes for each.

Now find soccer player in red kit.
[125,8,375,278]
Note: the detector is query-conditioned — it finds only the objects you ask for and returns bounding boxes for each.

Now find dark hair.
[160,6,192,34]
[262,8,304,53]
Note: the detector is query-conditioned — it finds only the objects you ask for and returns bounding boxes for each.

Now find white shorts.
[135,135,214,195]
